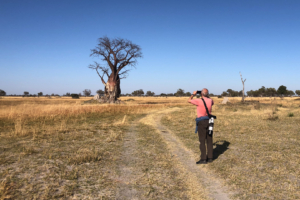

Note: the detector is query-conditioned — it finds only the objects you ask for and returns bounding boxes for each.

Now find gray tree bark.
[240,72,246,102]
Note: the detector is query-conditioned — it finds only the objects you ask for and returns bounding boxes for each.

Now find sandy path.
[117,107,231,199]
[115,122,145,200]
[140,107,232,200]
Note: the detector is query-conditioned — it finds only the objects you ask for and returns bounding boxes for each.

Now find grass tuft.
[0,180,14,200]
[267,114,279,121]
[68,148,102,165]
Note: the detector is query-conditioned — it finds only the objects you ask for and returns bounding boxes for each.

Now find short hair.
[202,88,209,97]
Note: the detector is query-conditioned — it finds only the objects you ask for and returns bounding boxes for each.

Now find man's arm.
[188,91,197,103]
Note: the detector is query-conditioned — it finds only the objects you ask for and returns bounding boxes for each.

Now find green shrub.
[71,94,80,99]
[288,113,294,117]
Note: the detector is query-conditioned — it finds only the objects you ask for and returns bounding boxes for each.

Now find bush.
[125,98,135,101]
[0,89,6,96]
[71,94,80,99]
[288,113,294,117]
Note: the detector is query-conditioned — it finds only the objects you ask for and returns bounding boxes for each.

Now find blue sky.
[1,0,299,95]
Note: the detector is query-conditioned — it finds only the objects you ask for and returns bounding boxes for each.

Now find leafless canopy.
[89,37,143,85]
[240,72,246,84]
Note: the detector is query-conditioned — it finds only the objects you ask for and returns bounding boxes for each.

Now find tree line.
[221,85,300,97]
[1,86,300,98]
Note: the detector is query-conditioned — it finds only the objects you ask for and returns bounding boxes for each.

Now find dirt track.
[116,107,231,200]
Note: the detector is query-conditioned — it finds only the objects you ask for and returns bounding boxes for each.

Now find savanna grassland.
[0,96,299,199]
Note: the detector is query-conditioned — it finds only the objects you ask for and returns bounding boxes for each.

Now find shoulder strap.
[201,98,210,116]
[201,98,217,119]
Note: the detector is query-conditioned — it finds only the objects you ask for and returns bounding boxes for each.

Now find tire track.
[140,108,232,200]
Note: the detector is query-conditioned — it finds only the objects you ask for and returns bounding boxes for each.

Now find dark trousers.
[197,120,213,160]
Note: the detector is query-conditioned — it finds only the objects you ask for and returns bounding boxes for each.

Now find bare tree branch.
[89,62,110,85]
[118,69,131,80]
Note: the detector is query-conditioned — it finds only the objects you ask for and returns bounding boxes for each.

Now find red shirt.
[190,97,214,118]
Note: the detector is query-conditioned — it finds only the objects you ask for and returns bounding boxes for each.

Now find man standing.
[188,88,214,164]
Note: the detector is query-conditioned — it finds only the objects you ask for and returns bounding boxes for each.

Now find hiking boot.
[207,158,213,163]
[196,159,207,164]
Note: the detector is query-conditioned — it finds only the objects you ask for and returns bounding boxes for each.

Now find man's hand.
[188,91,197,103]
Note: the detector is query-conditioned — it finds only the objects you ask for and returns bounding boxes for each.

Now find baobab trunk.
[104,75,121,103]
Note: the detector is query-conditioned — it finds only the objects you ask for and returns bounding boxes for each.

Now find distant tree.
[89,36,142,103]
[140,89,144,96]
[265,88,277,97]
[239,72,246,102]
[24,91,29,96]
[146,91,155,96]
[175,88,185,97]
[139,89,144,96]
[247,87,277,97]
[83,89,92,97]
[286,90,295,97]
[0,89,6,96]
[226,89,233,97]
[277,85,287,96]
[65,92,71,96]
[96,89,105,96]
[167,93,174,96]
[132,89,144,96]
[51,93,55,96]
[37,92,43,97]
[185,92,191,96]
[295,90,300,96]
[221,91,228,97]
[258,86,266,97]
[226,89,239,97]
[160,93,166,96]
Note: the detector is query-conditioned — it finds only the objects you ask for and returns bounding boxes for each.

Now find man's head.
[201,88,209,97]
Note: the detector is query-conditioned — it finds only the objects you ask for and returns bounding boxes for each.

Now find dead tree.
[89,37,142,103]
[240,72,246,102]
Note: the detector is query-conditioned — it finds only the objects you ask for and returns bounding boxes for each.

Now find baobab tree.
[240,72,246,102]
[89,37,142,103]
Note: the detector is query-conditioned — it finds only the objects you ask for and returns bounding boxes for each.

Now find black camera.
[196,90,201,95]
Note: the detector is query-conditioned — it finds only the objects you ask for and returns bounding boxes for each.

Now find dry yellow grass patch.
[1,96,299,199]
[162,97,300,199]
[0,96,185,199]
[0,96,182,138]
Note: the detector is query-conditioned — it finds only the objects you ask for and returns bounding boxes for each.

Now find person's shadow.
[213,140,230,160]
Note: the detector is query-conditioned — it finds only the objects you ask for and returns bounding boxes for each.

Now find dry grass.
[1,96,299,199]
[0,96,182,138]
[0,96,185,199]
[129,123,193,199]
[162,97,300,199]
